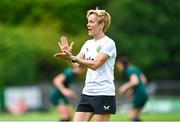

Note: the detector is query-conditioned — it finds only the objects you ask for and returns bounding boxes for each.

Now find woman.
[50,67,84,122]
[54,8,116,122]
[116,57,149,122]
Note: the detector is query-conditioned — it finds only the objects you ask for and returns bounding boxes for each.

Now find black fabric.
[76,94,116,114]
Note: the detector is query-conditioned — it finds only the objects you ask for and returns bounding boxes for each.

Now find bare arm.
[53,74,77,99]
[119,74,139,94]
[67,52,85,69]
[53,36,109,70]
[75,52,109,70]
[53,74,66,92]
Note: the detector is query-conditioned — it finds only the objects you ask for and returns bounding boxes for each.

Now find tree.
[107,0,180,79]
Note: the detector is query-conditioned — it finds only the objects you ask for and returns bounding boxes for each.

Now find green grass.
[1,109,180,122]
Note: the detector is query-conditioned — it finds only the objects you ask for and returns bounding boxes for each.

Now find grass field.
[1,109,180,122]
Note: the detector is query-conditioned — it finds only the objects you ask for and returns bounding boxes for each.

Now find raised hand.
[53,52,71,60]
[118,85,127,95]
[53,36,74,60]
[58,36,74,54]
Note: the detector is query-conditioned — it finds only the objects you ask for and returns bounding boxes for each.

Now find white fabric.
[80,36,117,96]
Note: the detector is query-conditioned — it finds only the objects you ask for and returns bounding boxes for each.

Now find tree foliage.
[107,0,180,79]
[0,29,37,87]
[0,0,179,88]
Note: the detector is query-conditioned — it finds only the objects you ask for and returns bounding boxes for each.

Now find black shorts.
[76,94,116,114]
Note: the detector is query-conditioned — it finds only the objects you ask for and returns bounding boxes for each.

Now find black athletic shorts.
[76,94,116,114]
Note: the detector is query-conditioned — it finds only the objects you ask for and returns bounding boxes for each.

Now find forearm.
[71,53,108,70]
[123,81,135,92]
[75,57,102,70]
[67,59,79,69]
[55,82,69,95]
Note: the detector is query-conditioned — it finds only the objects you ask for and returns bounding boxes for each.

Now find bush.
[0,28,37,87]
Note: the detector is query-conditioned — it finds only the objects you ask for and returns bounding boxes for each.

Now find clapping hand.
[53,36,74,60]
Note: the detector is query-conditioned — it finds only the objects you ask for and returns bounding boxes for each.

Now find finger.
[58,42,63,51]
[63,36,69,45]
[61,36,69,47]
[61,36,68,46]
[69,42,74,52]
[53,53,65,58]
[53,53,59,58]
[59,36,63,45]
[60,36,65,46]
[64,50,71,56]
[59,42,68,52]
[53,53,61,58]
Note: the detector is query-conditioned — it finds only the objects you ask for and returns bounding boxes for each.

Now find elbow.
[90,67,98,70]
[53,79,57,85]
[53,77,59,86]
[84,60,102,70]
[89,64,100,70]
[90,60,103,70]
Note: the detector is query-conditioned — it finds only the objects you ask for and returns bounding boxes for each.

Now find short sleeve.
[126,67,138,79]
[64,68,75,80]
[100,41,116,57]
[80,41,88,54]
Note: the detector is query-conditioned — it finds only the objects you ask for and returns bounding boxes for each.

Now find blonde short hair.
[87,9,111,32]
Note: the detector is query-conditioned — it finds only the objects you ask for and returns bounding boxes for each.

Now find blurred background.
[0,0,180,121]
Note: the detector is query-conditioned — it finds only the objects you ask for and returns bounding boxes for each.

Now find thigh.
[76,95,94,112]
[50,88,69,106]
[94,114,111,122]
[73,112,93,122]
[133,95,148,109]
[57,104,72,114]
[92,96,116,114]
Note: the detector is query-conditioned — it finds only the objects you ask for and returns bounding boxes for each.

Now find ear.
[100,22,104,29]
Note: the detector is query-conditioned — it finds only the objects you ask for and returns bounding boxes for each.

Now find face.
[87,14,103,37]
[116,61,124,72]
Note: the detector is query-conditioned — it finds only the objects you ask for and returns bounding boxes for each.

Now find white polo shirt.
[80,36,117,96]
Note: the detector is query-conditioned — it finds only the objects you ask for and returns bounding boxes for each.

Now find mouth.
[88,27,91,31]
[88,28,92,33]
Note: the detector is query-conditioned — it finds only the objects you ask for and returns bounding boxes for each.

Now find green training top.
[50,68,76,105]
[125,65,148,99]
[62,68,76,88]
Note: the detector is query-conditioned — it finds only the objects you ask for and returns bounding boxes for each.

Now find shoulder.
[64,68,72,72]
[84,39,94,45]
[104,36,115,45]
[127,66,140,74]
[127,66,137,71]
[64,68,74,76]
[81,39,94,49]
[100,36,116,50]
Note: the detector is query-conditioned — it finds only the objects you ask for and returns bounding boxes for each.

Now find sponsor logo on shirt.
[104,105,110,110]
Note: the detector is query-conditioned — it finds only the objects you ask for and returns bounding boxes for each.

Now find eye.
[89,20,94,23]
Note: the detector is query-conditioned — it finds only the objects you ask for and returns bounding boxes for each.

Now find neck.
[94,33,105,40]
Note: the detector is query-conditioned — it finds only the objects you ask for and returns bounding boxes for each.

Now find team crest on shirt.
[96,45,102,53]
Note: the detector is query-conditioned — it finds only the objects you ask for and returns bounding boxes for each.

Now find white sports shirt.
[80,36,117,96]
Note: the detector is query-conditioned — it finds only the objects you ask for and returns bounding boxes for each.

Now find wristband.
[71,55,77,63]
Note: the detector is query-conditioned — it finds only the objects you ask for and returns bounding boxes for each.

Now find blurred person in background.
[116,56,149,122]
[50,66,84,122]
[53,8,116,122]
[8,97,28,116]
